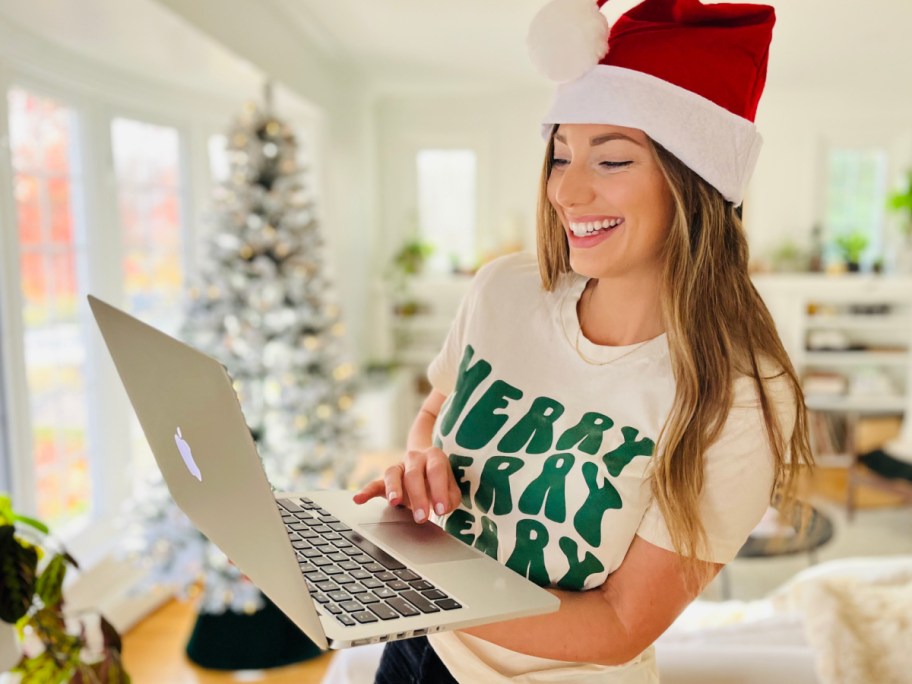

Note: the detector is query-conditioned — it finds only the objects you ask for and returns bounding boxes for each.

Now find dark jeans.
[374,635,458,684]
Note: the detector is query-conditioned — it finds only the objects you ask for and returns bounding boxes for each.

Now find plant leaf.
[11,649,72,683]
[35,554,68,608]
[0,524,39,623]
[13,514,50,535]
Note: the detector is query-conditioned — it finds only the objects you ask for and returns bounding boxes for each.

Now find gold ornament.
[304,336,320,350]
[316,404,332,419]
[331,322,345,336]
[338,395,353,411]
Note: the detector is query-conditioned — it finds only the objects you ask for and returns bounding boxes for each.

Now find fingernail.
[414,508,426,523]
[388,491,398,503]
[435,503,445,516]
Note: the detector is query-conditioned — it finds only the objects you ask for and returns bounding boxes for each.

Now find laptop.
[88,295,559,649]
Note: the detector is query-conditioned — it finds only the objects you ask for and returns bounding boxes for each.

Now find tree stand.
[185,593,323,670]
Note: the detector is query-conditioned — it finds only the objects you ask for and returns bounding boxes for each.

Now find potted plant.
[887,170,912,241]
[833,230,869,272]
[0,494,129,682]
[387,237,434,317]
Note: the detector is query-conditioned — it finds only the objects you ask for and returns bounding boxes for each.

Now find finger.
[352,479,386,504]
[403,450,431,523]
[425,450,455,517]
[383,463,407,507]
[447,475,463,512]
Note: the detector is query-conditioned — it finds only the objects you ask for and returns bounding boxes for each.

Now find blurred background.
[1,1,912,682]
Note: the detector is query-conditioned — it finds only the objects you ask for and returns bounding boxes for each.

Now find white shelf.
[805,395,907,413]
[805,315,912,331]
[803,350,909,366]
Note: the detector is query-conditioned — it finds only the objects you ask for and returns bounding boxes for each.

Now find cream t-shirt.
[424,251,794,683]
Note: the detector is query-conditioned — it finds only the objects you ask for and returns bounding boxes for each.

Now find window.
[7,87,91,528]
[823,148,888,266]
[110,117,185,487]
[416,149,477,273]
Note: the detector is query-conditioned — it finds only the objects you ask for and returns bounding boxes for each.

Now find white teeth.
[569,218,623,236]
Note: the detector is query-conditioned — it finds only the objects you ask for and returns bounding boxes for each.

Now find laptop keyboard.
[278,497,463,627]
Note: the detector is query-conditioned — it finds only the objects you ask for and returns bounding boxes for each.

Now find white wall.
[747,86,912,266]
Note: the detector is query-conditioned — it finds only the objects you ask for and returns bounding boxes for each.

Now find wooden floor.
[122,465,906,683]
[122,599,336,684]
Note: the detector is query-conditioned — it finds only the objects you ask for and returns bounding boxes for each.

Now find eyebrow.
[553,132,643,147]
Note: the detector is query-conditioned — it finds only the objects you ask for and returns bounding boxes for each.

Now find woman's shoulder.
[471,250,542,293]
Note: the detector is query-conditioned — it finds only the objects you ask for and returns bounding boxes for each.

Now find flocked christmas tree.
[128,84,361,615]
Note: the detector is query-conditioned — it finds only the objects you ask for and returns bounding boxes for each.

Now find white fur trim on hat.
[527,0,610,83]
[540,66,763,206]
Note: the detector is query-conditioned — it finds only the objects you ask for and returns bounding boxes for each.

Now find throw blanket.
[772,570,912,684]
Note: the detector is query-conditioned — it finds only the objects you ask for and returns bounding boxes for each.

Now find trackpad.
[361,521,478,565]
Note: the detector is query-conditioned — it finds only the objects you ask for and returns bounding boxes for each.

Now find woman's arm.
[460,535,722,665]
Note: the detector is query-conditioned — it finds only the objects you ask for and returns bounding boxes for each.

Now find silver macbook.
[88,295,559,649]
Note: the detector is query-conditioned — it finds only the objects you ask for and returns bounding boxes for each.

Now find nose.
[552,161,595,209]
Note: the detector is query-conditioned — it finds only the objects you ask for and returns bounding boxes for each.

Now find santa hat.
[528,0,775,206]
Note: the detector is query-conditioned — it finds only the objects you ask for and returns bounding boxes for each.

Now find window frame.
[0,67,226,563]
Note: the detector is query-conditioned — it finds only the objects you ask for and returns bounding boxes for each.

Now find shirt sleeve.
[635,367,798,564]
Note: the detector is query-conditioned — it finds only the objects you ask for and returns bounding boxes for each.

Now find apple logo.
[174,427,202,481]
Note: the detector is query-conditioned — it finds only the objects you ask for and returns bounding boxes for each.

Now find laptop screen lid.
[88,295,329,649]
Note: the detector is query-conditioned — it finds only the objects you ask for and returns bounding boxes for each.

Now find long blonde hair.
[535,126,815,589]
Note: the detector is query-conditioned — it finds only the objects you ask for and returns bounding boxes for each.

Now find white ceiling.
[275,0,912,96]
[1,0,909,100]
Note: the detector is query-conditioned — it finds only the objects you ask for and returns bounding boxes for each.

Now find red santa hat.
[528,0,775,206]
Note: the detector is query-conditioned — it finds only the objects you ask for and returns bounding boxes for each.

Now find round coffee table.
[719,504,834,599]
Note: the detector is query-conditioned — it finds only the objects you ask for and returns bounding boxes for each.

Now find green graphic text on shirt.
[435,344,656,590]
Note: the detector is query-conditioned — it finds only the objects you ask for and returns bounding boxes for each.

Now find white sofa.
[321,555,912,684]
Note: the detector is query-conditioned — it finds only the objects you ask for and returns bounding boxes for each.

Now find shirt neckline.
[559,271,669,365]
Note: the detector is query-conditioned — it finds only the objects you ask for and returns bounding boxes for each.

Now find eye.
[600,161,632,169]
[550,157,569,167]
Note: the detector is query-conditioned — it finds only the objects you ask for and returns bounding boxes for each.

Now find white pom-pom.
[527,0,610,83]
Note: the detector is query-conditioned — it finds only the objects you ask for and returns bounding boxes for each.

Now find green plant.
[833,230,869,264]
[887,170,912,238]
[0,494,130,683]
[391,238,434,276]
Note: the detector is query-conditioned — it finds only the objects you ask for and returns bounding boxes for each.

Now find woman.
[355,0,814,681]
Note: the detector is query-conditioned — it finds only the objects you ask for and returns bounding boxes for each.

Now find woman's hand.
[352,446,462,524]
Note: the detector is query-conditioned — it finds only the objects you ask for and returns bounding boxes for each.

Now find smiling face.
[546,123,674,281]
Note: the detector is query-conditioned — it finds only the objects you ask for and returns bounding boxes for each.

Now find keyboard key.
[387,580,410,591]
[327,604,343,615]
[340,561,360,571]
[315,581,339,592]
[352,611,379,624]
[324,532,342,541]
[358,593,380,604]
[421,589,447,600]
[373,587,396,599]
[352,554,372,564]
[312,524,332,534]
[376,571,397,582]
[291,541,308,550]
[328,552,348,563]
[313,593,330,604]
[334,573,356,585]
[411,580,434,591]
[323,565,344,576]
[302,548,322,559]
[318,514,337,523]
[340,600,362,612]
[332,540,354,551]
[435,599,462,611]
[299,530,318,540]
[281,514,295,523]
[337,614,356,626]
[346,583,369,594]
[395,569,421,582]
[361,578,383,589]
[299,563,318,574]
[387,596,420,617]
[364,563,386,574]
[341,547,361,556]
[350,569,371,580]
[278,498,305,513]
[312,557,333,567]
[400,590,440,613]
[327,590,350,602]
[308,572,329,583]
[369,603,400,621]
[338,530,407,571]
[289,523,309,532]
[329,522,352,532]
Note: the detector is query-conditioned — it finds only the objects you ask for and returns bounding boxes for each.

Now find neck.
[578,272,665,346]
